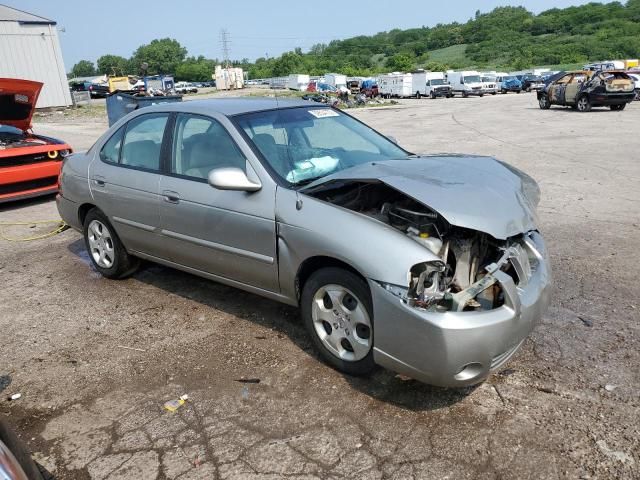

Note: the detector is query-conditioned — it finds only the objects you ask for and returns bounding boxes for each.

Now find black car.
[538,70,635,112]
[69,81,109,98]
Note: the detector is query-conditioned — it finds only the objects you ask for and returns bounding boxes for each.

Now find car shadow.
[66,238,475,411]
[0,193,57,213]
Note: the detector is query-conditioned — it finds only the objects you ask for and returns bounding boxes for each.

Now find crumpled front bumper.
[370,232,552,387]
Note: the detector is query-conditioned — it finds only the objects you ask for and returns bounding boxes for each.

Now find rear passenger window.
[121,114,169,171]
[100,127,124,163]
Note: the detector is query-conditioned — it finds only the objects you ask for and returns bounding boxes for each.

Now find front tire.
[301,268,375,376]
[430,91,436,99]
[83,209,139,279]
[0,421,45,480]
[538,94,551,110]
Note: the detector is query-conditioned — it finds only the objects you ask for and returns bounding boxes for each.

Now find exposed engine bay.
[308,180,536,312]
[0,130,47,150]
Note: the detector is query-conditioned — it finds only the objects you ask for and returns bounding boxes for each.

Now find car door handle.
[162,190,181,204]
[92,176,106,187]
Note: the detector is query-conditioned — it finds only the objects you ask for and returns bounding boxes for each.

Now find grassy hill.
[245,1,640,78]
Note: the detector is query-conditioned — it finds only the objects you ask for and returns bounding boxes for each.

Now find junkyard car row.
[56,98,552,387]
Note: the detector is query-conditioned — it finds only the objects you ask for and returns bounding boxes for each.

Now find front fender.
[275,187,438,300]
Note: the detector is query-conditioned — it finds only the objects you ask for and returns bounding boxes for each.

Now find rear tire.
[83,209,139,279]
[301,268,375,377]
[610,104,626,111]
[576,95,592,112]
[415,91,421,99]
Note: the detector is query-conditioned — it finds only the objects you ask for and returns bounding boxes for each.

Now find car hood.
[0,79,43,132]
[303,156,540,240]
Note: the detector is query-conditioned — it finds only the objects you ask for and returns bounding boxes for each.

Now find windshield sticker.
[14,94,29,104]
[308,109,340,119]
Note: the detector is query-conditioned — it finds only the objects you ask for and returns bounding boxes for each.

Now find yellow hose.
[0,220,68,242]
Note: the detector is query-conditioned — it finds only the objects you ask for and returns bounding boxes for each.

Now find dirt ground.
[1,93,639,480]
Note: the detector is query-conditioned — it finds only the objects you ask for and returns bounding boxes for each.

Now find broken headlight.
[407,260,447,308]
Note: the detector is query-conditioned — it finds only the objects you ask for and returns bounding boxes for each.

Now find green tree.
[70,60,96,78]
[130,38,187,75]
[385,53,414,72]
[96,55,129,76]
[175,56,215,81]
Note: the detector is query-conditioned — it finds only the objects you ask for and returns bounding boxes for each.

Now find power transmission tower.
[220,29,231,68]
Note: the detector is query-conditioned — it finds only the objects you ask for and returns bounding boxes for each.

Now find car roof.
[142,97,317,117]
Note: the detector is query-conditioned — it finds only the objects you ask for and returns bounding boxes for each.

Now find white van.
[447,71,485,97]
[288,74,310,91]
[480,73,498,95]
[378,72,413,98]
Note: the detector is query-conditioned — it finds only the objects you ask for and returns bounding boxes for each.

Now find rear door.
[158,113,279,291]
[89,112,170,256]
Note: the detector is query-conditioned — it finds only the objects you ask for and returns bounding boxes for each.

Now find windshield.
[430,78,445,85]
[235,107,410,185]
[463,75,481,83]
[0,125,24,135]
[481,76,496,82]
[524,75,541,81]
[504,76,516,81]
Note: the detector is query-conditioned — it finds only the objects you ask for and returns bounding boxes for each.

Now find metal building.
[0,4,72,108]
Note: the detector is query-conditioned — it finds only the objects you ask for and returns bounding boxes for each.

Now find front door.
[89,112,170,256]
[158,113,279,291]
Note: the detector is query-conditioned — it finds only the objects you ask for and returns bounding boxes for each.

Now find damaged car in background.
[538,70,635,111]
[57,99,551,387]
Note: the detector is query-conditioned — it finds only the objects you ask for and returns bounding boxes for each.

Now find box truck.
[287,74,310,91]
[447,71,485,97]
[423,72,452,98]
[325,73,347,89]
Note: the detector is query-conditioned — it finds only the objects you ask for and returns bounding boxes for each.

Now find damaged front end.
[307,180,541,314]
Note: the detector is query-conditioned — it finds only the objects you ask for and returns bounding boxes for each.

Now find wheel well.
[296,256,366,301]
[78,203,96,226]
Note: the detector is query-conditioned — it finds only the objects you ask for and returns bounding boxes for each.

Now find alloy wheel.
[87,220,115,268]
[577,96,591,112]
[311,284,372,362]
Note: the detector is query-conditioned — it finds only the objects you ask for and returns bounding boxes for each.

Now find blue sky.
[15,0,599,69]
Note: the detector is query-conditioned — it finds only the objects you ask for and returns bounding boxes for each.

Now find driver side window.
[172,114,246,180]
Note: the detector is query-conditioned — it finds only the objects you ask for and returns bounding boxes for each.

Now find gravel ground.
[1,93,639,479]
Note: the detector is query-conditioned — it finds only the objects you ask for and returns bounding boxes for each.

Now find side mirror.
[208,167,262,192]
[386,135,398,145]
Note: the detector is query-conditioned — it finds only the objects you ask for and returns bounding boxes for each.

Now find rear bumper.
[590,93,635,105]
[56,194,81,230]
[0,161,61,203]
[371,232,552,388]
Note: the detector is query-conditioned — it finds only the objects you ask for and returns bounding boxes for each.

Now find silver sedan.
[57,98,552,387]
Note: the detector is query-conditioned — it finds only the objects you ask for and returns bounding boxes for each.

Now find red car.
[0,78,72,203]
